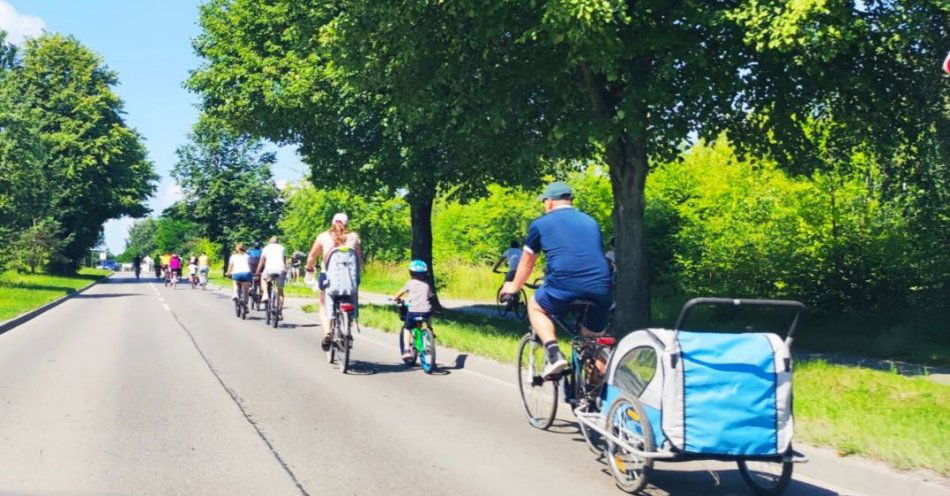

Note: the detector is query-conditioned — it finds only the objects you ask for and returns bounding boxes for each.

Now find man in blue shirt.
[502,181,612,378]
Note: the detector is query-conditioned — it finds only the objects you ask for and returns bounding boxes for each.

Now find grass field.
[314,303,950,475]
[0,268,112,321]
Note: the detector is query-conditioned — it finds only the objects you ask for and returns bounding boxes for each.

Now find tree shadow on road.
[74,292,140,299]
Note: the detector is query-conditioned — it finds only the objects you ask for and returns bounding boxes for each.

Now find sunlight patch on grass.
[0,268,111,320]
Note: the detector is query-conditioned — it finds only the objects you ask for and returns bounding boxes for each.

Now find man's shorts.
[198,266,209,274]
[232,272,251,282]
[534,284,611,332]
[505,269,517,282]
[263,269,286,288]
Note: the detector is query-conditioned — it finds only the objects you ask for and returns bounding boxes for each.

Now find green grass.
[0,268,111,320]
[362,260,544,301]
[325,303,950,474]
[795,360,949,474]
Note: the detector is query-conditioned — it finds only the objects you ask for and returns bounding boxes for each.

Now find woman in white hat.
[305,213,363,350]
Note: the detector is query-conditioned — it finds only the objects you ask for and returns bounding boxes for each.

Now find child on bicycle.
[393,260,434,361]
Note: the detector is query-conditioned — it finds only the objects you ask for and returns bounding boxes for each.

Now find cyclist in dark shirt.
[502,181,612,378]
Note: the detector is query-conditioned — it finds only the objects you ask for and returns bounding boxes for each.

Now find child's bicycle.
[392,299,437,374]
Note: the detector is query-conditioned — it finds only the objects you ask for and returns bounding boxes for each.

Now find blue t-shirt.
[248,248,262,272]
[524,206,611,294]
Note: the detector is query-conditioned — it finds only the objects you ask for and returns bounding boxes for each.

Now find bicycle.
[233,281,249,320]
[326,296,356,373]
[189,270,199,289]
[134,264,141,280]
[507,291,615,450]
[198,268,209,290]
[393,299,437,374]
[493,268,527,319]
[249,276,263,311]
[263,274,282,329]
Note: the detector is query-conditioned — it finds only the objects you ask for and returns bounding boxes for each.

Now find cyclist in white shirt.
[257,236,287,317]
[226,243,252,302]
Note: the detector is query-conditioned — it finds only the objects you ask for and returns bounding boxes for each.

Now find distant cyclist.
[248,242,264,301]
[501,181,612,378]
[492,240,523,282]
[154,253,163,279]
[132,254,142,279]
[226,243,252,302]
[257,236,287,318]
[187,255,199,286]
[169,253,183,285]
[198,252,210,285]
[393,260,434,362]
[305,213,363,351]
[160,252,172,281]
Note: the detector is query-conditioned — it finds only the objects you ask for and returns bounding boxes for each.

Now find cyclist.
[226,243,252,302]
[501,181,612,378]
[169,253,183,285]
[248,242,264,305]
[132,254,142,279]
[160,252,172,281]
[290,251,303,282]
[257,236,287,319]
[492,240,523,282]
[393,260,434,362]
[198,252,210,286]
[153,253,162,279]
[305,213,363,351]
[187,255,199,285]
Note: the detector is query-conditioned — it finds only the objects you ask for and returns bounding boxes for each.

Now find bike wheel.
[420,327,436,374]
[338,311,351,373]
[576,354,605,453]
[515,289,528,319]
[326,315,337,364]
[265,299,271,325]
[399,327,418,366]
[605,393,653,494]
[517,332,558,429]
[737,458,793,496]
[271,295,279,329]
[234,298,241,318]
[496,286,510,318]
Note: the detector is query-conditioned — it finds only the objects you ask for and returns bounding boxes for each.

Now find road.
[0,275,872,495]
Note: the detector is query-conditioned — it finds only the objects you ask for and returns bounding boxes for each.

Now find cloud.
[0,1,45,45]
[275,179,289,190]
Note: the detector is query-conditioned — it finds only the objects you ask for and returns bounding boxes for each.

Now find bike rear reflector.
[340,303,354,312]
[597,337,616,346]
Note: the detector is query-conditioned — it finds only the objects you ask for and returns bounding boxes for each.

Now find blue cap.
[538,181,573,201]
[409,260,428,273]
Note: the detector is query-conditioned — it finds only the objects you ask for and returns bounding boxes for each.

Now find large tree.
[171,116,282,274]
[186,0,562,299]
[316,0,949,330]
[1,34,157,272]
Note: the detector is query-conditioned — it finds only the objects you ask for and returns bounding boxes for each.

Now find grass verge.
[318,303,950,475]
[0,268,111,321]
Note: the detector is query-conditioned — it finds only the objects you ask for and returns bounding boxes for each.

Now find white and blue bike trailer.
[574,298,808,495]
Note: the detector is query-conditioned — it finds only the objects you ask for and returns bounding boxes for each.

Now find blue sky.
[0,0,306,254]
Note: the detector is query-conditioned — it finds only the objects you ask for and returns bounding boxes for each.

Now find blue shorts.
[404,312,431,329]
[232,272,251,282]
[505,269,517,282]
[534,284,611,332]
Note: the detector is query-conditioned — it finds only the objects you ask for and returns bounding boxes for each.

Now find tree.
[171,116,282,275]
[121,218,158,260]
[187,0,560,302]
[1,34,157,273]
[7,218,73,273]
[315,0,949,331]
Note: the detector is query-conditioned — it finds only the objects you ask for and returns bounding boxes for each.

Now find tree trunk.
[606,136,652,332]
[220,244,230,278]
[408,188,443,309]
[580,62,652,332]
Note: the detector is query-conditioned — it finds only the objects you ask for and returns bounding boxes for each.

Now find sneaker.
[542,357,569,379]
[321,334,331,351]
[402,352,414,363]
[231,295,237,301]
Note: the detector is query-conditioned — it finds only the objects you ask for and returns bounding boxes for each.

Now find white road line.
[158,296,165,302]
[162,303,171,311]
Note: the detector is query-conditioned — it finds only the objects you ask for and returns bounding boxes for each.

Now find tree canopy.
[0,33,157,273]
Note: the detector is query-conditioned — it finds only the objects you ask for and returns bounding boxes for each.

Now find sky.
[0,0,307,254]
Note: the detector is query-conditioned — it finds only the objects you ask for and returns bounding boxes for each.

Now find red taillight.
[340,303,354,312]
[597,337,616,346]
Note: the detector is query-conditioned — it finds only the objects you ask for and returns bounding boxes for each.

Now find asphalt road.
[0,275,874,495]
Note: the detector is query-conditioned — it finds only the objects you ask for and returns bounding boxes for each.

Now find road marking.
[162,303,171,311]
[158,296,165,302]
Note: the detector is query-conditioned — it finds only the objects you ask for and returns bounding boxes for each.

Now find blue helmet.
[409,259,428,273]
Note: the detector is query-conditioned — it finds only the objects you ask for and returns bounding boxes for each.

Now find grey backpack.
[322,246,360,297]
